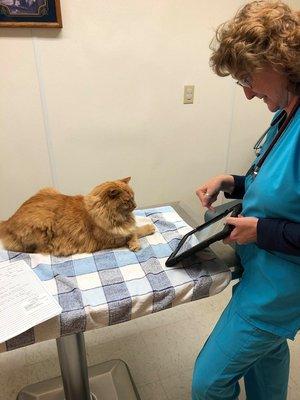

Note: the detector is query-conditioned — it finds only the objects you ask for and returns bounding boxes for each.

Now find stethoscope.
[247,99,300,179]
[252,110,287,157]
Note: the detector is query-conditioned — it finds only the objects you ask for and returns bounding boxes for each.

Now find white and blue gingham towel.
[0,206,231,352]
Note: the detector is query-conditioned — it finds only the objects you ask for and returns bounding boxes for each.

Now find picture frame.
[0,0,62,28]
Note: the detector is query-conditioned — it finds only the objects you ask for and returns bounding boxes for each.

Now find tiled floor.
[1,282,299,400]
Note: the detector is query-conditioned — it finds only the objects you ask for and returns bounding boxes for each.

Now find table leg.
[56,332,93,400]
[18,332,139,399]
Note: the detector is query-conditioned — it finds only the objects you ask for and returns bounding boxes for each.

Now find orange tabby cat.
[0,177,155,256]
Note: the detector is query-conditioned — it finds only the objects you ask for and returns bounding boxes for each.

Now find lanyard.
[246,99,300,178]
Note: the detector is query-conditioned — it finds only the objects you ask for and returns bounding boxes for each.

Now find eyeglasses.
[236,76,252,89]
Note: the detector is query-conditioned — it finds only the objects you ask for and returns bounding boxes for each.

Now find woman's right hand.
[195,175,235,210]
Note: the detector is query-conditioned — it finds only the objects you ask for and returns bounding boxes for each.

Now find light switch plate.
[183,85,194,104]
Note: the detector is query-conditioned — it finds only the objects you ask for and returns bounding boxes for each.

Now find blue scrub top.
[232,107,300,340]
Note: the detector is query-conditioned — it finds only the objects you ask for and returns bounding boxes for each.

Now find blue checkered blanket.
[0,206,231,352]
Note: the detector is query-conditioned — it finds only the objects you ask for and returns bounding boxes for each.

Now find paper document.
[0,260,62,343]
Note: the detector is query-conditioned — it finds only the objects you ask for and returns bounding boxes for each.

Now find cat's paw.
[145,224,156,235]
[128,240,141,252]
[136,223,156,238]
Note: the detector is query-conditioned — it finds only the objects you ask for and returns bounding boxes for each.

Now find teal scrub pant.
[192,300,290,400]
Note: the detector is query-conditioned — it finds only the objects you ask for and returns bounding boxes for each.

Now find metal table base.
[17,332,140,400]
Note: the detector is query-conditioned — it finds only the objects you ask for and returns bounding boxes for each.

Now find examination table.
[0,202,241,400]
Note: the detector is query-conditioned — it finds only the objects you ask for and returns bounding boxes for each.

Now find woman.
[192,1,300,399]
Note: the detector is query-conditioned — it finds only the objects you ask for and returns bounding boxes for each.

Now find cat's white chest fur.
[0,240,4,250]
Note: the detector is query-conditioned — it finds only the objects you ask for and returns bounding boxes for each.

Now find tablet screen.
[175,213,230,256]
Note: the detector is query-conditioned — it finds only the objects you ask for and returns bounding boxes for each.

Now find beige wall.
[1,0,297,223]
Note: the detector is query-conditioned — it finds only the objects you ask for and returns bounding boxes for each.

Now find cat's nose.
[128,199,136,211]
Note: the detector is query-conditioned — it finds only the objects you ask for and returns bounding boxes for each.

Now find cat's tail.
[0,222,6,250]
[0,221,5,238]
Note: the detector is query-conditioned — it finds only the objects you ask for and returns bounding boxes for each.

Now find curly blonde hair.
[210,0,300,95]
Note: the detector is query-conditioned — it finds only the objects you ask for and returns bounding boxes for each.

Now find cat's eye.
[109,189,120,198]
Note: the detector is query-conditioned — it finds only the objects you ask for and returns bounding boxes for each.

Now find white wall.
[1,4,300,399]
[2,0,297,223]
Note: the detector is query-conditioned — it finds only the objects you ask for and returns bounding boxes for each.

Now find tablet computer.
[165,203,242,267]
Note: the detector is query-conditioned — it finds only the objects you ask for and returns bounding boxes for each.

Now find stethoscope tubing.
[247,100,300,178]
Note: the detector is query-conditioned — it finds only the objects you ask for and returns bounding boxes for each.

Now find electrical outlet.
[183,85,194,104]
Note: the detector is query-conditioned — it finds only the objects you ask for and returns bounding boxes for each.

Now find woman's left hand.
[223,215,258,244]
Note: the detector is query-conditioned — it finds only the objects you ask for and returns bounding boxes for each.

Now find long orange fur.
[0,177,155,256]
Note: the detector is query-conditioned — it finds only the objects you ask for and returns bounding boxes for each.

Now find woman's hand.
[196,175,235,210]
[223,215,258,244]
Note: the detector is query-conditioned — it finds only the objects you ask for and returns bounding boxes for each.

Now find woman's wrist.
[219,175,235,194]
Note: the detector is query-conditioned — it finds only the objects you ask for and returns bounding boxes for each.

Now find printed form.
[0,260,62,343]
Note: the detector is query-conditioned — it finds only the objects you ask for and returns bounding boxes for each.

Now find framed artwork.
[0,0,62,28]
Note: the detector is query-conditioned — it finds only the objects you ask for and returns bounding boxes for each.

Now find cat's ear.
[108,188,120,198]
[120,177,131,184]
